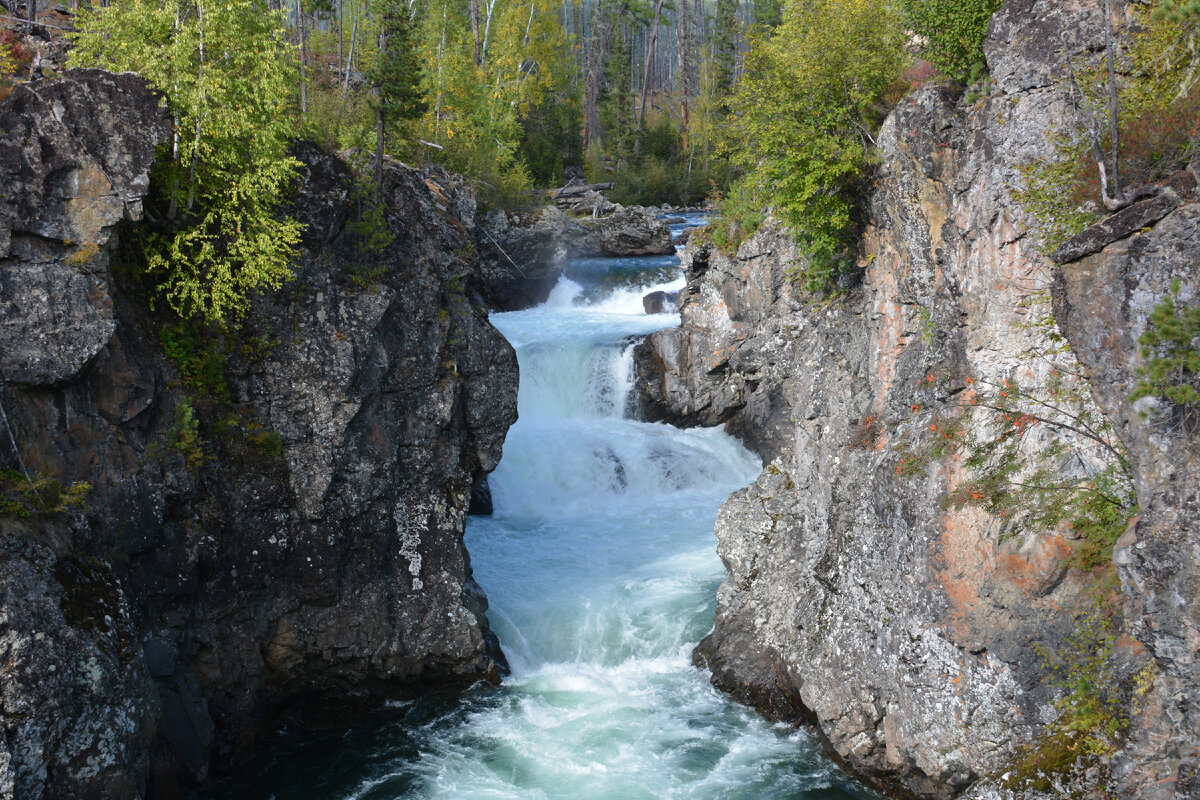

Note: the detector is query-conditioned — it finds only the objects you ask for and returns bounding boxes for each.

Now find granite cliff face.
[1052,164,1200,799]
[0,70,517,799]
[636,1,1198,797]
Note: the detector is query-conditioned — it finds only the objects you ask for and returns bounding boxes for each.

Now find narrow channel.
[231,220,877,799]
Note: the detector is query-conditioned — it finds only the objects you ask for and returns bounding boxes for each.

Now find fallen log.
[548,182,614,198]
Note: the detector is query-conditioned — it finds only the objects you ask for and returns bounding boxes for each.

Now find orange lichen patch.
[1114,633,1148,657]
[933,504,996,644]
[996,533,1074,597]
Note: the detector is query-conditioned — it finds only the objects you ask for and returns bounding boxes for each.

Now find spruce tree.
[369,0,427,199]
[712,0,739,99]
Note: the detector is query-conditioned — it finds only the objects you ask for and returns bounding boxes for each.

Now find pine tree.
[369,0,427,199]
[712,0,739,99]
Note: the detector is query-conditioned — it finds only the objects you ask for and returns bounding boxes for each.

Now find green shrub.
[698,179,765,255]
[1130,279,1200,412]
[728,0,906,293]
[160,321,230,400]
[902,0,1002,85]
[0,469,91,519]
[167,396,205,469]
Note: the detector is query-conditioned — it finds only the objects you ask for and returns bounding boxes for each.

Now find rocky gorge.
[0,69,520,799]
[634,0,1199,797]
[1,0,1198,798]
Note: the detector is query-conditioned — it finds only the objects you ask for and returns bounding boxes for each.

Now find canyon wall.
[636,1,1198,796]
[0,70,517,799]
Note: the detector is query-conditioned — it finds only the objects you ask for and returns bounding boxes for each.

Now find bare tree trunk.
[1103,0,1122,202]
[480,0,497,67]
[296,0,309,116]
[584,0,619,149]
[343,15,358,95]
[187,1,206,212]
[376,30,386,202]
[469,0,482,66]
[636,0,666,131]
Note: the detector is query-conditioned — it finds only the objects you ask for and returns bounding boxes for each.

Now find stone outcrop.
[0,70,517,800]
[635,1,1198,797]
[478,204,674,310]
[1052,161,1200,799]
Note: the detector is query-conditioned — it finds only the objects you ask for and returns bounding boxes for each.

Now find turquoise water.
[217,227,877,800]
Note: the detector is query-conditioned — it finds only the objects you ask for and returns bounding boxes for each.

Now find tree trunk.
[481,0,497,67]
[584,0,619,149]
[296,0,309,116]
[1103,0,1123,202]
[637,0,666,131]
[469,0,482,66]
[376,31,386,202]
[344,15,358,95]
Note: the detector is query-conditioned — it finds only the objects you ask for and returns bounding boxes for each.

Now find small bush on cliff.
[160,320,230,400]
[71,0,304,323]
[1005,579,1127,792]
[0,469,91,519]
[166,396,206,469]
[700,179,766,255]
[727,0,905,293]
[1130,279,1200,419]
[0,38,16,99]
[902,0,1002,85]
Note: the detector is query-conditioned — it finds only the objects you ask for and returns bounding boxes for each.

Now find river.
[218,219,877,800]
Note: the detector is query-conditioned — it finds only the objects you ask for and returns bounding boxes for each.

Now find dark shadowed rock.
[477,206,577,311]
[641,290,679,314]
[0,71,518,800]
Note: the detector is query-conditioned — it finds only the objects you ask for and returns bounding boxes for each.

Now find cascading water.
[218,218,877,800]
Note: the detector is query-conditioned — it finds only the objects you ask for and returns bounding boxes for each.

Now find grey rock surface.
[1052,160,1200,800]
[0,71,518,799]
[634,0,1199,796]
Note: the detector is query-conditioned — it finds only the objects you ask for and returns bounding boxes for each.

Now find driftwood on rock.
[549,181,614,199]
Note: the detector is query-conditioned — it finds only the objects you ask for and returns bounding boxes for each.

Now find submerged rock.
[642,290,679,315]
[0,70,518,799]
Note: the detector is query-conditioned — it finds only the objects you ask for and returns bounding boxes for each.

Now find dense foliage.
[902,0,1002,84]
[72,0,304,323]
[725,0,905,291]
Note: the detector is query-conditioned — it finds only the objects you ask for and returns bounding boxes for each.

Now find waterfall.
[215,215,876,800]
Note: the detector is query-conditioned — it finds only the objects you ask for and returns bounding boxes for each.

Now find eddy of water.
[215,222,878,800]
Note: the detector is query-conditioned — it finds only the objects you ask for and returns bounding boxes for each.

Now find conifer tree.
[712,0,739,99]
[369,0,427,199]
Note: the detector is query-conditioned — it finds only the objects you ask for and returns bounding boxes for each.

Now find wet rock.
[578,206,674,257]
[642,290,679,314]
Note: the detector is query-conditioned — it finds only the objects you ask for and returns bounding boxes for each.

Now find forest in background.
[0,0,1196,316]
